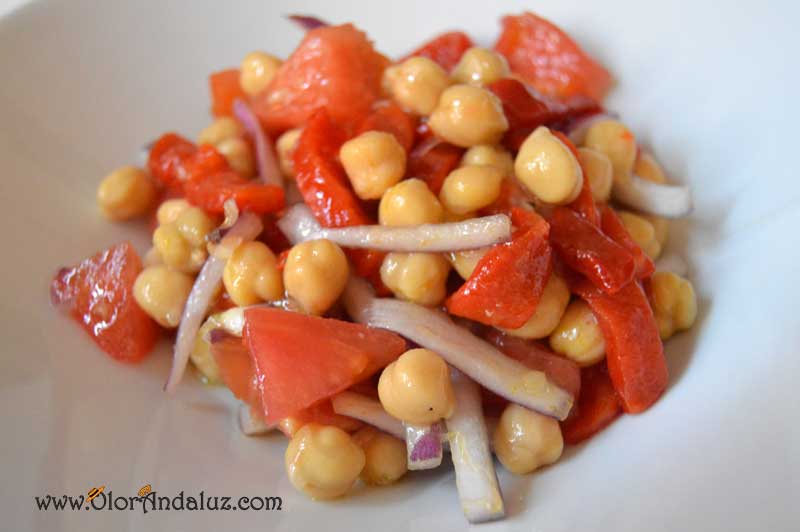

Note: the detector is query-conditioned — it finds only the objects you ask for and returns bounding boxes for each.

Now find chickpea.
[223,241,283,306]
[549,300,605,366]
[285,423,365,500]
[492,404,563,474]
[276,128,302,178]
[378,348,455,424]
[153,223,204,274]
[283,239,349,315]
[175,205,216,247]
[239,51,283,97]
[618,210,661,259]
[649,271,697,340]
[197,117,243,146]
[378,178,444,226]
[143,247,163,267]
[382,57,451,115]
[583,119,637,182]
[156,198,191,226]
[96,166,156,221]
[133,266,194,328]
[461,144,514,176]
[340,131,407,200]
[500,274,570,339]
[635,153,669,246]
[452,47,510,86]
[514,126,583,205]
[442,209,475,223]
[447,247,488,280]
[577,147,613,202]
[438,165,504,215]
[217,137,255,178]
[352,427,408,485]
[428,84,508,148]
[190,314,223,384]
[380,252,450,306]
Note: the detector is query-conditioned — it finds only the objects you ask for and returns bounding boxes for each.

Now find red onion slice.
[278,204,511,252]
[409,135,443,158]
[447,368,505,524]
[287,14,329,31]
[164,212,263,394]
[331,391,405,439]
[238,403,276,436]
[232,99,283,189]
[404,421,445,470]
[613,174,693,219]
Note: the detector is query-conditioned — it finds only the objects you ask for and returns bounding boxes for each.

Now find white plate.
[1,0,798,530]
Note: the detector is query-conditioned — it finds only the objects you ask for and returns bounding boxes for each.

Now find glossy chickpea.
[649,271,698,340]
[382,57,451,115]
[352,427,408,486]
[96,166,156,221]
[340,131,407,200]
[217,137,256,178]
[514,126,583,205]
[380,252,450,306]
[276,128,302,178]
[549,300,605,366]
[492,404,563,474]
[283,239,349,315]
[143,247,163,267]
[197,117,243,146]
[133,266,194,328]
[378,348,455,425]
[175,206,216,247]
[428,84,508,148]
[501,274,570,339]
[461,144,514,176]
[618,210,661,259]
[577,147,613,202]
[154,206,215,274]
[378,178,444,226]
[285,424,365,500]
[452,47,510,86]
[239,51,282,96]
[635,153,670,246]
[223,241,283,306]
[438,165,504,215]
[583,119,637,182]
[447,247,488,280]
[190,314,223,384]
[156,198,191,226]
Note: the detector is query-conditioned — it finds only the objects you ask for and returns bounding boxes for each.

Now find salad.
[50,12,698,523]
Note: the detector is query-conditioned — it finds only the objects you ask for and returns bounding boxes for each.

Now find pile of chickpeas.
[93,45,698,500]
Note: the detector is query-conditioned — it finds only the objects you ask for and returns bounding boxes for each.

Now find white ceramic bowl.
[1,0,797,530]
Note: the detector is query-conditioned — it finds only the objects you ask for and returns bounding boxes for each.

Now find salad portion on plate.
[50,11,697,524]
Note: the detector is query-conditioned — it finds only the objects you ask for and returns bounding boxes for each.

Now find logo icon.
[86,486,105,503]
[138,484,152,498]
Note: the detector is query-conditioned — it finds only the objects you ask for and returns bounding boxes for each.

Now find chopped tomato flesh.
[210,331,261,409]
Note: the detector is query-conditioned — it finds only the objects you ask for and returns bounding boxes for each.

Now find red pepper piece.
[210,69,248,117]
[405,142,463,194]
[402,30,474,71]
[356,101,417,152]
[599,206,655,279]
[480,178,530,217]
[573,280,668,413]
[560,362,622,444]
[184,171,285,215]
[258,214,292,254]
[446,208,552,328]
[549,207,635,294]
[552,130,601,226]
[147,133,197,189]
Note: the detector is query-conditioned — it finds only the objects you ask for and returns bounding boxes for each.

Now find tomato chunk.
[494,12,612,102]
[402,30,474,71]
[549,207,635,294]
[254,24,389,135]
[50,242,157,362]
[573,280,668,413]
[599,206,655,279]
[356,101,417,152]
[244,308,406,424]
[210,331,261,409]
[184,171,285,215]
[210,69,248,117]
[446,208,552,329]
[560,362,622,444]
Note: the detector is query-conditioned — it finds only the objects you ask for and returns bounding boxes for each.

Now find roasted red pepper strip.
[600,206,655,279]
[573,279,668,413]
[553,131,601,226]
[560,362,622,444]
[210,69,249,117]
[147,133,197,189]
[446,208,552,328]
[356,101,417,152]
[402,30,474,70]
[405,142,463,194]
[549,207,635,294]
[184,171,285,215]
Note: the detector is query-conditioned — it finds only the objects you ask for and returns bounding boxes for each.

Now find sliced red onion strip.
[355,298,573,420]
[331,392,405,440]
[447,368,505,524]
[238,403,276,436]
[278,204,511,252]
[404,421,444,470]
[655,253,689,277]
[232,99,283,189]
[613,174,693,219]
[287,14,329,31]
[410,136,443,158]
[164,212,263,394]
